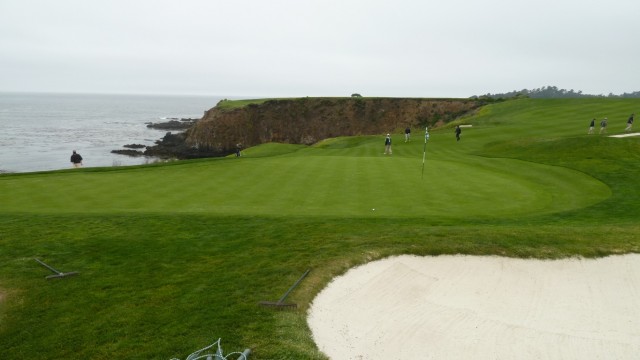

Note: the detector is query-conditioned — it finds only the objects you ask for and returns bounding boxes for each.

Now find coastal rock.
[111,144,147,157]
[146,118,199,130]
[111,149,145,157]
[143,132,226,159]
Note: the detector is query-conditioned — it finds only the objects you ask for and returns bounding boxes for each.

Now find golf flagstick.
[422,127,430,179]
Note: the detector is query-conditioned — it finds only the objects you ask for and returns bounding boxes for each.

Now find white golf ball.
[372,208,375,211]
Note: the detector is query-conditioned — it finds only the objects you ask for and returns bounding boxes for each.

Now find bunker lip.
[308,254,640,360]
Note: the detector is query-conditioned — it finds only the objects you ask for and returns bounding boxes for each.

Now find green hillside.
[0,98,639,359]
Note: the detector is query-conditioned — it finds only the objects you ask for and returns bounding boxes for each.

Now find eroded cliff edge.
[148,97,484,158]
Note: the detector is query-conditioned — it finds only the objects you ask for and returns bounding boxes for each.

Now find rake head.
[259,268,310,310]
[45,271,79,279]
[258,301,298,310]
[35,258,79,280]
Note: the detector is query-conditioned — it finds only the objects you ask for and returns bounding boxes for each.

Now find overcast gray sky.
[1,0,638,98]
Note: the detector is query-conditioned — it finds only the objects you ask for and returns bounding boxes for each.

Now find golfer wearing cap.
[384,134,392,155]
[599,118,608,134]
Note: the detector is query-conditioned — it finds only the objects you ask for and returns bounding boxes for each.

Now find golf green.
[0,147,609,219]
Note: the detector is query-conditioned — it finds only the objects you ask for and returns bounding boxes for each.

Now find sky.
[1,0,639,98]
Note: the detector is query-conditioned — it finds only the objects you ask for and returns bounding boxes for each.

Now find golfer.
[384,134,392,155]
[588,118,595,134]
[625,114,634,132]
[405,127,411,142]
[70,150,83,168]
[455,125,462,141]
[599,118,608,134]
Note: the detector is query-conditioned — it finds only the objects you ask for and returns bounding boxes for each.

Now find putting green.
[0,150,610,219]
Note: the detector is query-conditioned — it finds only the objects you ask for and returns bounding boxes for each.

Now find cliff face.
[185,97,482,155]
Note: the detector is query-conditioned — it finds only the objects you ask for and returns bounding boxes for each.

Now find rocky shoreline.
[145,118,199,130]
[112,118,230,159]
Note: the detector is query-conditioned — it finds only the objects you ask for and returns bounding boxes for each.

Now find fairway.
[1,98,639,360]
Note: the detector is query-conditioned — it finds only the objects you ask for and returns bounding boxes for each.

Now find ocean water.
[0,92,224,173]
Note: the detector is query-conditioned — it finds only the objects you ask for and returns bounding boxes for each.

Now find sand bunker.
[308,255,640,359]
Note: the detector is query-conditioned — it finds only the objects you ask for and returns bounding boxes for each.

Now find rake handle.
[277,268,311,304]
[35,258,63,275]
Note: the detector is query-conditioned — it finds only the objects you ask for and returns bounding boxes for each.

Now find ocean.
[0,92,224,173]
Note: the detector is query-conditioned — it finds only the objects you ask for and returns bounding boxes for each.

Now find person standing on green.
[588,118,595,134]
[455,125,462,141]
[599,118,608,134]
[384,134,392,155]
[70,150,83,168]
[625,114,634,132]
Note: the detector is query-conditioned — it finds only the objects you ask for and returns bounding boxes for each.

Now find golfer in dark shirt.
[70,150,83,168]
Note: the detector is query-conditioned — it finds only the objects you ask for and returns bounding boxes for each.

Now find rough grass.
[0,98,639,359]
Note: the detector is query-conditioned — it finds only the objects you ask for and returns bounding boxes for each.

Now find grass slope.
[0,98,639,359]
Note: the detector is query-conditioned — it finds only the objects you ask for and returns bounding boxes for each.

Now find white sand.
[308,254,640,360]
[609,132,640,138]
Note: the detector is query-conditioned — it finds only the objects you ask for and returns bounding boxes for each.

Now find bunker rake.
[35,258,79,279]
[259,268,311,310]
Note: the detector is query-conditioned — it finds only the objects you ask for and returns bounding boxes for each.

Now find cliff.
[182,97,483,156]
